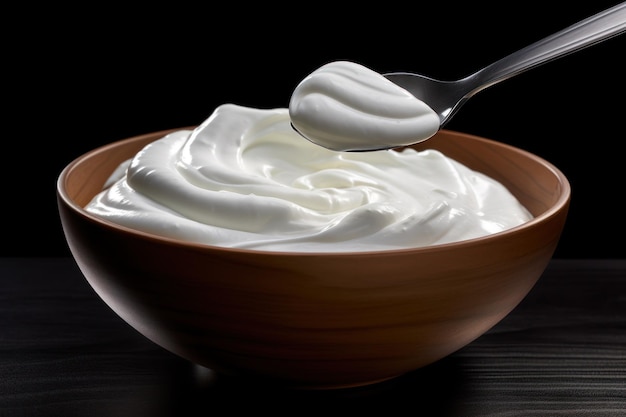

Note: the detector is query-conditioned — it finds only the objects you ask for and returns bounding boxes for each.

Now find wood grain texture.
[1,258,624,416]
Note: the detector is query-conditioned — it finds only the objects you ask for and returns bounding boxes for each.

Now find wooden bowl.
[57,128,570,389]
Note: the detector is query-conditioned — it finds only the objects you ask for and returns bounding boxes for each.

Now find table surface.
[1,257,625,416]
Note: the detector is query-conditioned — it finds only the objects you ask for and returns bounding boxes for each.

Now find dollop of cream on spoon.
[289,61,440,151]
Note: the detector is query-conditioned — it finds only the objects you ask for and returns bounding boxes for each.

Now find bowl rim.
[57,128,571,257]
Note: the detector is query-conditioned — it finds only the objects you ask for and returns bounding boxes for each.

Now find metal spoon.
[378,3,626,149]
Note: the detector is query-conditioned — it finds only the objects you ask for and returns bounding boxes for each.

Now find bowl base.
[297,375,402,390]
[200,366,403,391]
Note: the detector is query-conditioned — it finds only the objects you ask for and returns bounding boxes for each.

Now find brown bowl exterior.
[57,129,570,389]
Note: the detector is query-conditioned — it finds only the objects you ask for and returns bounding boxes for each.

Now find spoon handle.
[468,2,626,95]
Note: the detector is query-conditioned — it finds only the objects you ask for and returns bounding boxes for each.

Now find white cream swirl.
[85,103,532,252]
[289,61,440,151]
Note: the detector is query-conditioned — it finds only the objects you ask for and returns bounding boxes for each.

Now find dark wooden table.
[1,258,625,416]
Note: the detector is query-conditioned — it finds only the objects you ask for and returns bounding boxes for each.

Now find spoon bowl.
[384,3,626,137]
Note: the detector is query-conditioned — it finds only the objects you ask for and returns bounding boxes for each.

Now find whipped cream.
[85,103,533,252]
[289,61,440,151]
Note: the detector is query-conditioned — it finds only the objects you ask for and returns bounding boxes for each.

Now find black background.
[6,2,625,258]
